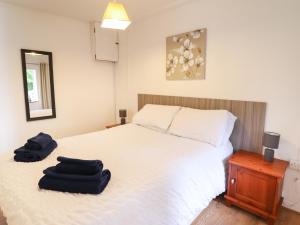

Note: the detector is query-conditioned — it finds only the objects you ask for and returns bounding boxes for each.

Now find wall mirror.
[21,49,56,121]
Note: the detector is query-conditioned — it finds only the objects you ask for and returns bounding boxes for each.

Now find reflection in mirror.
[21,49,56,121]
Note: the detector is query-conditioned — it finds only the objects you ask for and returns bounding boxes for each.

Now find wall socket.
[290,160,300,171]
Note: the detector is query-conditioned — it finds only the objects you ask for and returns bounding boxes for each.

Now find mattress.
[0,124,232,225]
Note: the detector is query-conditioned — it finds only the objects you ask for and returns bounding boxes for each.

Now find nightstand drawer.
[228,165,277,212]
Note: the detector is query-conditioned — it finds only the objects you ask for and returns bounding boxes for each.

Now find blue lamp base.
[121,118,126,125]
[264,148,274,162]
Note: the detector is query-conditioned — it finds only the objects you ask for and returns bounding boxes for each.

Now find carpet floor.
[1,199,300,225]
[192,200,300,225]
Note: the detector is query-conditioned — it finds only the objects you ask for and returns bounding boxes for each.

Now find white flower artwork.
[190,30,201,39]
[195,56,204,66]
[179,49,194,72]
[166,53,178,77]
[166,28,206,80]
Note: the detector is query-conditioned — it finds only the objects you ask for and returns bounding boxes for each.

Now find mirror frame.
[21,49,56,121]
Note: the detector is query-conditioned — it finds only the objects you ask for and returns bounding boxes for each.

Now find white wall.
[0,3,115,153]
[116,0,300,211]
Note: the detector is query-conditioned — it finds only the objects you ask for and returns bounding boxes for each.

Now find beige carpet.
[192,200,300,225]
[0,209,6,225]
[1,200,300,225]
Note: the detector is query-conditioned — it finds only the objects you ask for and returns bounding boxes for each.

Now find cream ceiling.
[1,0,191,22]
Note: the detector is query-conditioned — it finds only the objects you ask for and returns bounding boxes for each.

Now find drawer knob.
[231,178,236,184]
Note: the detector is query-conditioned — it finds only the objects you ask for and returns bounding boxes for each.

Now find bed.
[0,94,266,225]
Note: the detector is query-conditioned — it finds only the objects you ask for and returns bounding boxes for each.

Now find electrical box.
[91,22,119,62]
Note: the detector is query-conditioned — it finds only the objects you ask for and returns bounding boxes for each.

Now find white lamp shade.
[101,2,131,30]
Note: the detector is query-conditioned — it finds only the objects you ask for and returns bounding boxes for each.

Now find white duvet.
[0,124,232,225]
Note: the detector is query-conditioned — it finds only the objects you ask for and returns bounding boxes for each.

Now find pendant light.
[101,1,131,30]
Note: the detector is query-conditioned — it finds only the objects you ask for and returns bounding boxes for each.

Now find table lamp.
[119,109,127,125]
[263,132,280,162]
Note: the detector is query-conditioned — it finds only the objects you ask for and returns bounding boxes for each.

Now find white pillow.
[132,104,181,132]
[221,112,237,145]
[168,107,236,147]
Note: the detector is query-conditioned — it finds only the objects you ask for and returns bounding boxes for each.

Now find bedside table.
[224,150,289,225]
[105,123,121,129]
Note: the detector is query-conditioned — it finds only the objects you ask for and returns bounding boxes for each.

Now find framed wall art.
[166,28,206,80]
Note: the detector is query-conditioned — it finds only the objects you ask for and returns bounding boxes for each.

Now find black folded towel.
[44,166,102,181]
[57,156,102,167]
[55,162,103,175]
[55,157,103,175]
[25,132,53,151]
[38,169,111,194]
[14,140,57,162]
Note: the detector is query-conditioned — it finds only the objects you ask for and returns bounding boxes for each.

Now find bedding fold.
[55,156,103,175]
[39,169,111,194]
[25,132,53,151]
[57,156,102,166]
[44,166,103,181]
[55,162,102,175]
[39,156,111,194]
[14,140,57,162]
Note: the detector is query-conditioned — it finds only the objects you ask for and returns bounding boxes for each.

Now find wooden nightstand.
[105,123,121,129]
[225,150,289,225]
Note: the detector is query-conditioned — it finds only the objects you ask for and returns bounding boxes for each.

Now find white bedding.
[0,124,232,225]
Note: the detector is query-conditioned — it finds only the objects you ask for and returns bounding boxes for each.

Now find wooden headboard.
[138,94,267,153]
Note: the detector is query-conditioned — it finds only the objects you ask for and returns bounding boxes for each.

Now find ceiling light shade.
[101,2,131,30]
